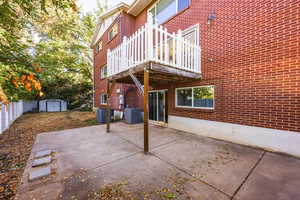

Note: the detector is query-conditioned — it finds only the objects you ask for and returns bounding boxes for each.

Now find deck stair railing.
[128,70,144,95]
[107,13,201,77]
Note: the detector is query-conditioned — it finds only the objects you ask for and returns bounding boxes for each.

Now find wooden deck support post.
[106,80,116,133]
[143,68,149,153]
[106,80,110,133]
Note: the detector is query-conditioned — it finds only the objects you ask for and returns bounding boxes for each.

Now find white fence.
[0,99,68,134]
[108,13,201,77]
[0,101,24,134]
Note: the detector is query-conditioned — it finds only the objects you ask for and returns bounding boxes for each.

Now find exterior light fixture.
[207,12,216,25]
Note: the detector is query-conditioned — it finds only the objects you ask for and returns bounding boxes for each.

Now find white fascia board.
[90,3,130,48]
[127,0,152,16]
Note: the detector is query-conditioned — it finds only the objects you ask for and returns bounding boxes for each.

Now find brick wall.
[93,12,143,110]
[133,0,300,132]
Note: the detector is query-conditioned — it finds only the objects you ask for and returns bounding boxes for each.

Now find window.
[176,86,214,109]
[96,41,102,54]
[108,24,118,41]
[165,24,199,64]
[149,0,190,24]
[101,65,107,79]
[176,88,192,107]
[182,24,199,45]
[100,93,108,105]
[178,0,190,12]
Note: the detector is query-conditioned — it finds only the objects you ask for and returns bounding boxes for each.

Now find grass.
[0,111,98,200]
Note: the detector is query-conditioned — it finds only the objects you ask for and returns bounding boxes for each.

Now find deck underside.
[108,62,202,85]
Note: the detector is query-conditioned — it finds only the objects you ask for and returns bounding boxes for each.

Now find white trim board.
[168,115,300,158]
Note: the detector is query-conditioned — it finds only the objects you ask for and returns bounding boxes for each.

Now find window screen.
[178,0,190,12]
[156,0,176,24]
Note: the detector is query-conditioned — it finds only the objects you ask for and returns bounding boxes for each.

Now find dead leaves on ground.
[0,111,96,200]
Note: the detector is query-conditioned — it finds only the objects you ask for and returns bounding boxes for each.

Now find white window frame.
[182,24,200,45]
[96,41,102,54]
[175,85,215,109]
[148,0,190,25]
[108,23,118,41]
[100,65,108,79]
[100,93,108,105]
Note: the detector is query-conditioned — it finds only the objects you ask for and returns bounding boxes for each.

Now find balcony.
[107,13,201,84]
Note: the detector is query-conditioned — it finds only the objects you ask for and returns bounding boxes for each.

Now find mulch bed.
[0,111,97,200]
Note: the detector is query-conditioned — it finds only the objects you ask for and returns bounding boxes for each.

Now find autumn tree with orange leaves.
[0,0,77,105]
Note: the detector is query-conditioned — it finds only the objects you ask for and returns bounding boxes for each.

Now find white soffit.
[127,0,152,16]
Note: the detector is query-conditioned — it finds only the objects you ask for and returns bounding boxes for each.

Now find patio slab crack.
[230,151,266,200]
[150,152,232,199]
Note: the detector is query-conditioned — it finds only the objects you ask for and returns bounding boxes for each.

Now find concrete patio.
[16,122,300,200]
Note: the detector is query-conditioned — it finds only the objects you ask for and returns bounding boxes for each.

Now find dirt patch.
[0,111,97,200]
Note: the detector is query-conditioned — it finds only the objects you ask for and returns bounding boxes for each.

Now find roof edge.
[90,3,130,48]
[127,0,152,16]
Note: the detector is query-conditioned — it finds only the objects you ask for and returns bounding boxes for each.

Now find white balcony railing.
[107,13,201,77]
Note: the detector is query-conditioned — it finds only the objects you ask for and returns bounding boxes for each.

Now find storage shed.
[39,99,67,112]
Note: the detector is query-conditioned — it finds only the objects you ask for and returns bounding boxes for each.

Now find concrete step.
[34,150,52,158]
[29,167,51,181]
[32,156,52,167]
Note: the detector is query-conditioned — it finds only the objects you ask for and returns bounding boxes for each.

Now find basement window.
[100,93,108,105]
[176,86,214,109]
[148,0,190,24]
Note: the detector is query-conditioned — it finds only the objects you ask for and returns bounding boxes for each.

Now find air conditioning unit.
[124,108,142,124]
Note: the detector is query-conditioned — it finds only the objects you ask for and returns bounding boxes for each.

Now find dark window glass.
[149,92,157,121]
[177,88,192,106]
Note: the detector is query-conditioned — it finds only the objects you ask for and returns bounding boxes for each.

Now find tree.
[0,0,77,104]
[32,7,99,110]
[194,86,214,99]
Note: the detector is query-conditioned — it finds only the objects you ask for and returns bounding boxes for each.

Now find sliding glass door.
[149,90,166,123]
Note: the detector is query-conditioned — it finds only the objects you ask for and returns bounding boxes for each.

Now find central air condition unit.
[124,108,142,124]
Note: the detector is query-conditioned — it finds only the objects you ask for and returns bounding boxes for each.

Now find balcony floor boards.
[108,62,201,85]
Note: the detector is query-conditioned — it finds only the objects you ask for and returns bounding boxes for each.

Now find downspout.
[120,12,125,113]
[92,49,96,111]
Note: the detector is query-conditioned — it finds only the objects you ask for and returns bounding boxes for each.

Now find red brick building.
[91,0,300,157]
[91,3,143,112]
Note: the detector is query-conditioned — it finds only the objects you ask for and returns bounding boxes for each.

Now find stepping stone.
[32,156,51,167]
[35,150,52,158]
[29,167,51,181]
